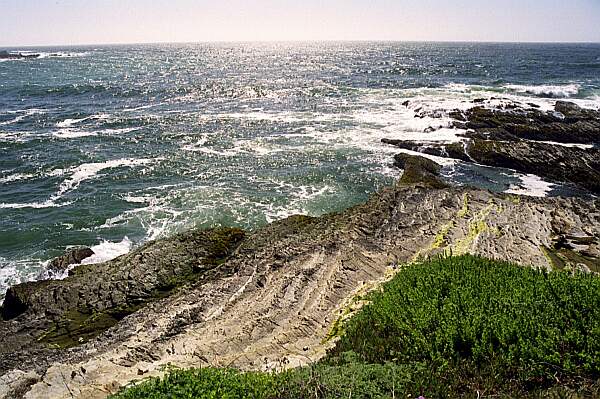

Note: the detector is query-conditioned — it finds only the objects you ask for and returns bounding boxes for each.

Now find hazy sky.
[1,0,599,46]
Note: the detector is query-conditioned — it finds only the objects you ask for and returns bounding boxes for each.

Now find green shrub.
[333,255,600,384]
[111,367,279,399]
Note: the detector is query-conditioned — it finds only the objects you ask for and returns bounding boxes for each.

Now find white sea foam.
[0,199,70,209]
[56,158,153,197]
[79,237,133,266]
[0,258,46,301]
[504,84,581,98]
[52,126,140,139]
[0,167,66,186]
[0,159,156,209]
[56,114,109,128]
[505,173,555,197]
[52,129,98,139]
[533,140,594,149]
[183,145,241,157]
[0,172,36,184]
[0,109,46,126]
[103,127,141,135]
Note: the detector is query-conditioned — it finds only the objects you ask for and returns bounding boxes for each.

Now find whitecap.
[52,126,140,139]
[0,172,36,184]
[0,199,69,209]
[504,84,581,98]
[55,113,109,128]
[182,144,241,157]
[79,237,133,266]
[55,158,154,197]
[52,129,98,139]
[505,173,555,197]
[0,109,46,126]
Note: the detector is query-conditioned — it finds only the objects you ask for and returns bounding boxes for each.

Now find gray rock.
[384,101,600,194]
[0,370,39,399]
[393,153,448,189]
[48,248,95,275]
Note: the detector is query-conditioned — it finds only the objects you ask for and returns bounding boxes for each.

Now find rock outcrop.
[384,101,600,194]
[47,247,94,275]
[451,101,600,144]
[0,227,245,367]
[393,153,448,189]
[0,154,598,398]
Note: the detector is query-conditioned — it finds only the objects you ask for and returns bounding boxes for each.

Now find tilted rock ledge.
[0,153,599,398]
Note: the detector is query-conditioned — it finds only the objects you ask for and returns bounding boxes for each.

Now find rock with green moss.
[393,153,448,189]
[0,227,245,358]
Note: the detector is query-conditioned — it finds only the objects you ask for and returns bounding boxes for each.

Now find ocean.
[1,42,599,296]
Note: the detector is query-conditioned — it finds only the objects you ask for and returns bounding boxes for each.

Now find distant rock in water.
[393,153,448,189]
[384,101,600,194]
[48,247,95,275]
[0,51,40,60]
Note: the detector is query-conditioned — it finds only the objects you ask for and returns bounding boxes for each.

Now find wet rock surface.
[0,154,598,398]
[47,247,95,275]
[384,101,600,194]
[393,153,448,189]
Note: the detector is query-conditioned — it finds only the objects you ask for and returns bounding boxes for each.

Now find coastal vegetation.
[111,255,600,398]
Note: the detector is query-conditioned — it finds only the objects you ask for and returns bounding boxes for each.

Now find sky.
[1,0,599,46]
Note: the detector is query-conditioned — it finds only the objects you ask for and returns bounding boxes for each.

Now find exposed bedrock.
[47,247,95,275]
[384,138,600,193]
[0,227,245,369]
[384,101,600,194]
[393,153,448,189]
[451,101,600,144]
[0,155,598,398]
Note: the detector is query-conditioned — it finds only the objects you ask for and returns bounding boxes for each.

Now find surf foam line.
[503,83,581,98]
[504,173,555,197]
[0,158,156,209]
[0,109,46,126]
[75,237,133,268]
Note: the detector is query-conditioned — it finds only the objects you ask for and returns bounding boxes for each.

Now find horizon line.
[2,39,600,48]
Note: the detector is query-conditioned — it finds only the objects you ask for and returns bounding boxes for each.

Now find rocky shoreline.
[383,100,600,194]
[0,100,599,398]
